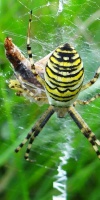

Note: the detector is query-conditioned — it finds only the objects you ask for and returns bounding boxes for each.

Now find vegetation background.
[0,0,100,199]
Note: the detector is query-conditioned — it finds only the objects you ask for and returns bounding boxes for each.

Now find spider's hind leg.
[15,106,55,162]
[68,106,100,159]
[73,93,100,107]
[81,67,100,91]
[15,130,33,153]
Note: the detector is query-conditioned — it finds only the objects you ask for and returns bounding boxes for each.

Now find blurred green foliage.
[0,0,100,200]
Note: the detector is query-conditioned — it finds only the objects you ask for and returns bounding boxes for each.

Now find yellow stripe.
[46,66,83,83]
[47,59,83,75]
[45,84,81,99]
[72,53,80,60]
[50,56,81,67]
[56,47,76,54]
[45,72,83,87]
[53,51,62,59]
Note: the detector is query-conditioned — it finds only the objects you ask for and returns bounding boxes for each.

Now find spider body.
[4,11,100,162]
[44,43,84,110]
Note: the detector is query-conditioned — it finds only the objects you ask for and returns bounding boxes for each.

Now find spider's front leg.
[26,10,45,87]
[15,106,55,162]
[68,106,100,159]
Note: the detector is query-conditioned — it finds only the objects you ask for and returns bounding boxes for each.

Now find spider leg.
[73,93,100,106]
[27,10,34,68]
[24,135,35,162]
[81,67,100,91]
[9,79,24,93]
[27,10,45,87]
[15,105,55,162]
[68,106,100,159]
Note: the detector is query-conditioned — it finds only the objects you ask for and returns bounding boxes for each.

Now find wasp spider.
[5,11,100,162]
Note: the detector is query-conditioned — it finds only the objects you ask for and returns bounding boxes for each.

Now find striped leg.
[81,67,100,91]
[27,10,35,69]
[26,10,45,86]
[68,106,100,159]
[15,106,55,162]
[73,93,100,107]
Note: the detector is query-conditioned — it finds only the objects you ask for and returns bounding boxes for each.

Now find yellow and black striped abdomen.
[44,43,84,107]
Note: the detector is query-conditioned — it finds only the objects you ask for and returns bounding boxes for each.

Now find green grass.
[0,0,100,200]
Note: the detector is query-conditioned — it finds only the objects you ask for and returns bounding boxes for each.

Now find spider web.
[1,0,100,200]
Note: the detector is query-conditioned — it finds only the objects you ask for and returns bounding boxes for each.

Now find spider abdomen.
[44,43,84,107]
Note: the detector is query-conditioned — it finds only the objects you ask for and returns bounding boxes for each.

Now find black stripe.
[40,108,55,128]
[49,96,73,102]
[46,64,83,78]
[53,66,78,72]
[46,69,84,84]
[96,151,100,156]
[53,51,80,63]
[59,43,75,51]
[27,45,31,50]
[49,80,79,88]
[26,148,30,153]
[48,91,79,102]
[28,54,32,58]
[49,57,82,69]
[46,81,82,93]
